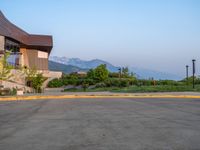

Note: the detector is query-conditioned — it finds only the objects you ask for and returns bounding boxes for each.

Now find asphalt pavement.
[0,98,200,150]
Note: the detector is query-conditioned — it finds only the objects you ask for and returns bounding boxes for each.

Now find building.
[0,10,52,70]
[0,11,61,91]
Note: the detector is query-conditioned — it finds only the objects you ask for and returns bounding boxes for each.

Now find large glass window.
[5,38,20,52]
[4,38,21,67]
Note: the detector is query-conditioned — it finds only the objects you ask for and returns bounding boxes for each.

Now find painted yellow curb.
[0,94,200,101]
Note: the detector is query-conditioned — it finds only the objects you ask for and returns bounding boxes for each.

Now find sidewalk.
[1,91,200,101]
[26,91,200,96]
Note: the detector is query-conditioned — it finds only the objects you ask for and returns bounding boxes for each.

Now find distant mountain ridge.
[48,60,88,74]
[49,56,182,80]
[50,56,119,72]
[130,67,181,81]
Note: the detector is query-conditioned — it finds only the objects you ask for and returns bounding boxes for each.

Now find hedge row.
[47,78,136,88]
[48,78,187,88]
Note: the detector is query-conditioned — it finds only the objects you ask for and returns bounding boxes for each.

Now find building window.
[4,38,21,67]
[5,38,20,53]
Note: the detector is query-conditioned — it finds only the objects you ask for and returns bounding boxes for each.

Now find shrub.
[181,76,200,85]
[157,80,183,86]
[104,78,120,87]
[62,78,69,85]
[119,79,130,87]
[87,69,96,79]
[10,88,17,95]
[104,78,136,87]
[48,78,63,88]
[109,72,120,78]
[129,78,138,85]
[138,79,152,86]
[67,79,78,85]
[32,73,46,93]
[82,83,89,91]
[83,79,96,85]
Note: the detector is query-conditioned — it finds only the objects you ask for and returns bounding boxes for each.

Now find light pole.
[192,59,196,89]
[118,68,121,79]
[186,65,189,84]
[118,67,122,88]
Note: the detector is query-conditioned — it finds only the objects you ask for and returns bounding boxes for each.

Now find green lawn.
[63,85,200,93]
[112,85,200,93]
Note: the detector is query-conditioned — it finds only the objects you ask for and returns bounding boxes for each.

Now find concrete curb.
[1,94,200,101]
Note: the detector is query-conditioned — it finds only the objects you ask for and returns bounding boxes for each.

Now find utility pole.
[186,65,189,84]
[192,59,196,89]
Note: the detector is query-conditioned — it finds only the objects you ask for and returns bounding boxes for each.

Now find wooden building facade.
[0,11,53,70]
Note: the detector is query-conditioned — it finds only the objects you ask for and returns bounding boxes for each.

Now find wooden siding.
[26,49,48,70]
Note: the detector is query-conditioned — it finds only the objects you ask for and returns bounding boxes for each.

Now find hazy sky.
[1,0,200,77]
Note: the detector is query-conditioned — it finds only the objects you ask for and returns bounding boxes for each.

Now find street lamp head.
[192,59,196,62]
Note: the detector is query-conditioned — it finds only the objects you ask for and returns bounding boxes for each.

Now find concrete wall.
[1,80,33,92]
[0,35,5,51]
[1,69,62,91]
[10,69,26,85]
[41,70,62,78]
[40,70,62,88]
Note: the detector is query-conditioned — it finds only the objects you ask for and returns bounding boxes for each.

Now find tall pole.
[118,67,122,88]
[118,68,121,79]
[186,65,189,84]
[192,59,196,89]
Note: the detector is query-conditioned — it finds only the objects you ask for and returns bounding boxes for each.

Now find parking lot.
[0,98,200,150]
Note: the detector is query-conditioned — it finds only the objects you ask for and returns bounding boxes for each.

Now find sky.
[1,0,200,77]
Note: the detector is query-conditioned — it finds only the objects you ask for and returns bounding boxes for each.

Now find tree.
[0,52,13,82]
[94,64,109,82]
[23,66,38,81]
[32,73,46,93]
[87,69,95,79]
[130,72,134,77]
[122,67,129,78]
[23,66,45,93]
[109,72,120,78]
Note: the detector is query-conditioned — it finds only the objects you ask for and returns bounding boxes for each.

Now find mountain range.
[48,60,88,74]
[49,56,182,80]
[49,56,118,72]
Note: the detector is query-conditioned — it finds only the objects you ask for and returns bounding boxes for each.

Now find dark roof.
[0,11,53,53]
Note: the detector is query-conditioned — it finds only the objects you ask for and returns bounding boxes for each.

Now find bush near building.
[23,67,46,93]
[0,52,13,82]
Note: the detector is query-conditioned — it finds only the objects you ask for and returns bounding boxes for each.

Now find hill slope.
[50,56,119,72]
[48,60,88,74]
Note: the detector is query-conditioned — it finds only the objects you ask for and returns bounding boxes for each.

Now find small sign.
[38,51,48,58]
